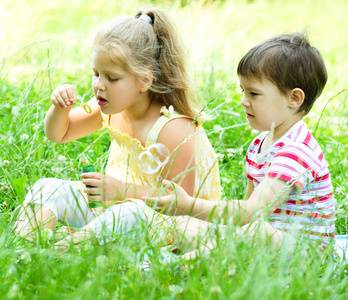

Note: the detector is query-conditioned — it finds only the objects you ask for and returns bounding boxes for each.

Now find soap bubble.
[138,143,170,174]
[148,143,170,164]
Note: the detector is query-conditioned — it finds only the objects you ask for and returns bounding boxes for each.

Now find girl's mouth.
[97,97,108,107]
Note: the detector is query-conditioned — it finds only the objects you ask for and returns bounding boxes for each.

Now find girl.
[15,7,220,250]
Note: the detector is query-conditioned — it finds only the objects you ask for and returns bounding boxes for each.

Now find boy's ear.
[288,88,305,109]
[139,70,153,93]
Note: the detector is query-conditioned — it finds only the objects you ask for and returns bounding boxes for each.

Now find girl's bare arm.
[44,84,103,143]
[157,118,196,196]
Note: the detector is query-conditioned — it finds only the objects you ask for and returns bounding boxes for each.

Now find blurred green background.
[1,1,348,299]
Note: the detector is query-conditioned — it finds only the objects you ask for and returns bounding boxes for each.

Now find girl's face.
[91,50,150,117]
[239,76,300,140]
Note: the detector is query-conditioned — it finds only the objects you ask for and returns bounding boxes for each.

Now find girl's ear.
[139,71,154,93]
[288,88,305,109]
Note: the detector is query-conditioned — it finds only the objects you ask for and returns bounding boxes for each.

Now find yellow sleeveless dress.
[77,106,220,243]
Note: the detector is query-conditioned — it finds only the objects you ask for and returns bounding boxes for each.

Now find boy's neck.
[261,117,303,152]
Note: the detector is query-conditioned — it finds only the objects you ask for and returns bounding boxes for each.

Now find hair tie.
[138,14,153,25]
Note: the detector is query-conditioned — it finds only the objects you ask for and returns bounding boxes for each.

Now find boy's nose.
[240,95,249,107]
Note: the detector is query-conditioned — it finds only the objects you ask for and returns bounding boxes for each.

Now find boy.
[145,33,335,254]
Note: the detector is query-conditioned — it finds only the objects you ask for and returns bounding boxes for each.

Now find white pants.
[335,235,348,262]
[22,178,147,245]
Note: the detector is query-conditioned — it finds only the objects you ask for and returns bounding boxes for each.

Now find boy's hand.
[81,172,126,203]
[51,84,76,109]
[142,180,193,216]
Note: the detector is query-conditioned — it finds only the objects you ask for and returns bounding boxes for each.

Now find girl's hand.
[142,180,193,216]
[51,84,76,109]
[81,172,126,203]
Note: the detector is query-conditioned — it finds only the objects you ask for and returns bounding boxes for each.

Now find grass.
[1,0,348,298]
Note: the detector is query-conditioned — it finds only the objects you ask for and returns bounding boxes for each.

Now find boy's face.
[239,76,299,139]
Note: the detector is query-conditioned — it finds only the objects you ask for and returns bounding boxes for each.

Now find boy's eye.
[250,92,259,96]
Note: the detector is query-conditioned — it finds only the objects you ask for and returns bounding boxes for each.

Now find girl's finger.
[83,187,100,195]
[57,85,70,102]
[87,195,104,202]
[52,92,67,109]
[64,86,76,104]
[82,178,101,188]
[81,172,103,179]
[142,194,172,203]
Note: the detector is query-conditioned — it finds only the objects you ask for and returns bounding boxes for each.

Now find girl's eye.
[250,92,259,96]
[108,77,119,82]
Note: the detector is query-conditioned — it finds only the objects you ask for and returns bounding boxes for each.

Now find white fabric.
[23,178,147,245]
[335,235,348,262]
[89,202,147,245]
[23,178,94,227]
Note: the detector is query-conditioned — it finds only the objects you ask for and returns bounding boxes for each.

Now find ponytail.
[93,7,200,119]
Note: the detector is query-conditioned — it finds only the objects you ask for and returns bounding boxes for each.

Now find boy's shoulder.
[248,119,326,163]
[275,120,329,170]
[247,120,311,150]
[282,119,322,153]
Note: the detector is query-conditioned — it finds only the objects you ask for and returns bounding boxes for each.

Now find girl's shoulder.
[145,105,197,147]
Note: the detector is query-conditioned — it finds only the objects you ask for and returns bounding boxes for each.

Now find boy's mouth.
[245,112,254,119]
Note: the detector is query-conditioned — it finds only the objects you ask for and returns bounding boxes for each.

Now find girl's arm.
[145,177,293,225]
[44,84,103,143]
[157,117,196,196]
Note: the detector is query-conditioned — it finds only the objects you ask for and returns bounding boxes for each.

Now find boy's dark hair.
[237,33,327,115]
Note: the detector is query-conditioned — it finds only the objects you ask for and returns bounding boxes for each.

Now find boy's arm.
[147,178,293,225]
[228,177,293,224]
[245,179,254,199]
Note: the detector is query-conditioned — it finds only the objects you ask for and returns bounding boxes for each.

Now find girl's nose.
[94,77,105,91]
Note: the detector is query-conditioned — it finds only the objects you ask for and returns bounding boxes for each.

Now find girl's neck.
[110,100,163,145]
[119,91,154,121]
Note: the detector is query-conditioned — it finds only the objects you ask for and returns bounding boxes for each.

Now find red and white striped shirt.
[245,120,335,247]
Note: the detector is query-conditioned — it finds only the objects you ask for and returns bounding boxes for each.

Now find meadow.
[0,0,348,298]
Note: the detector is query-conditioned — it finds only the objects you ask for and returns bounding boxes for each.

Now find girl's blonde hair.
[92,7,199,118]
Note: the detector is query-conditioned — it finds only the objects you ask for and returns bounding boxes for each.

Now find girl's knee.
[174,216,209,234]
[121,202,144,214]
[107,202,146,221]
[32,178,56,189]
[174,216,190,228]
[241,219,263,232]
[175,216,188,222]
[31,178,45,191]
